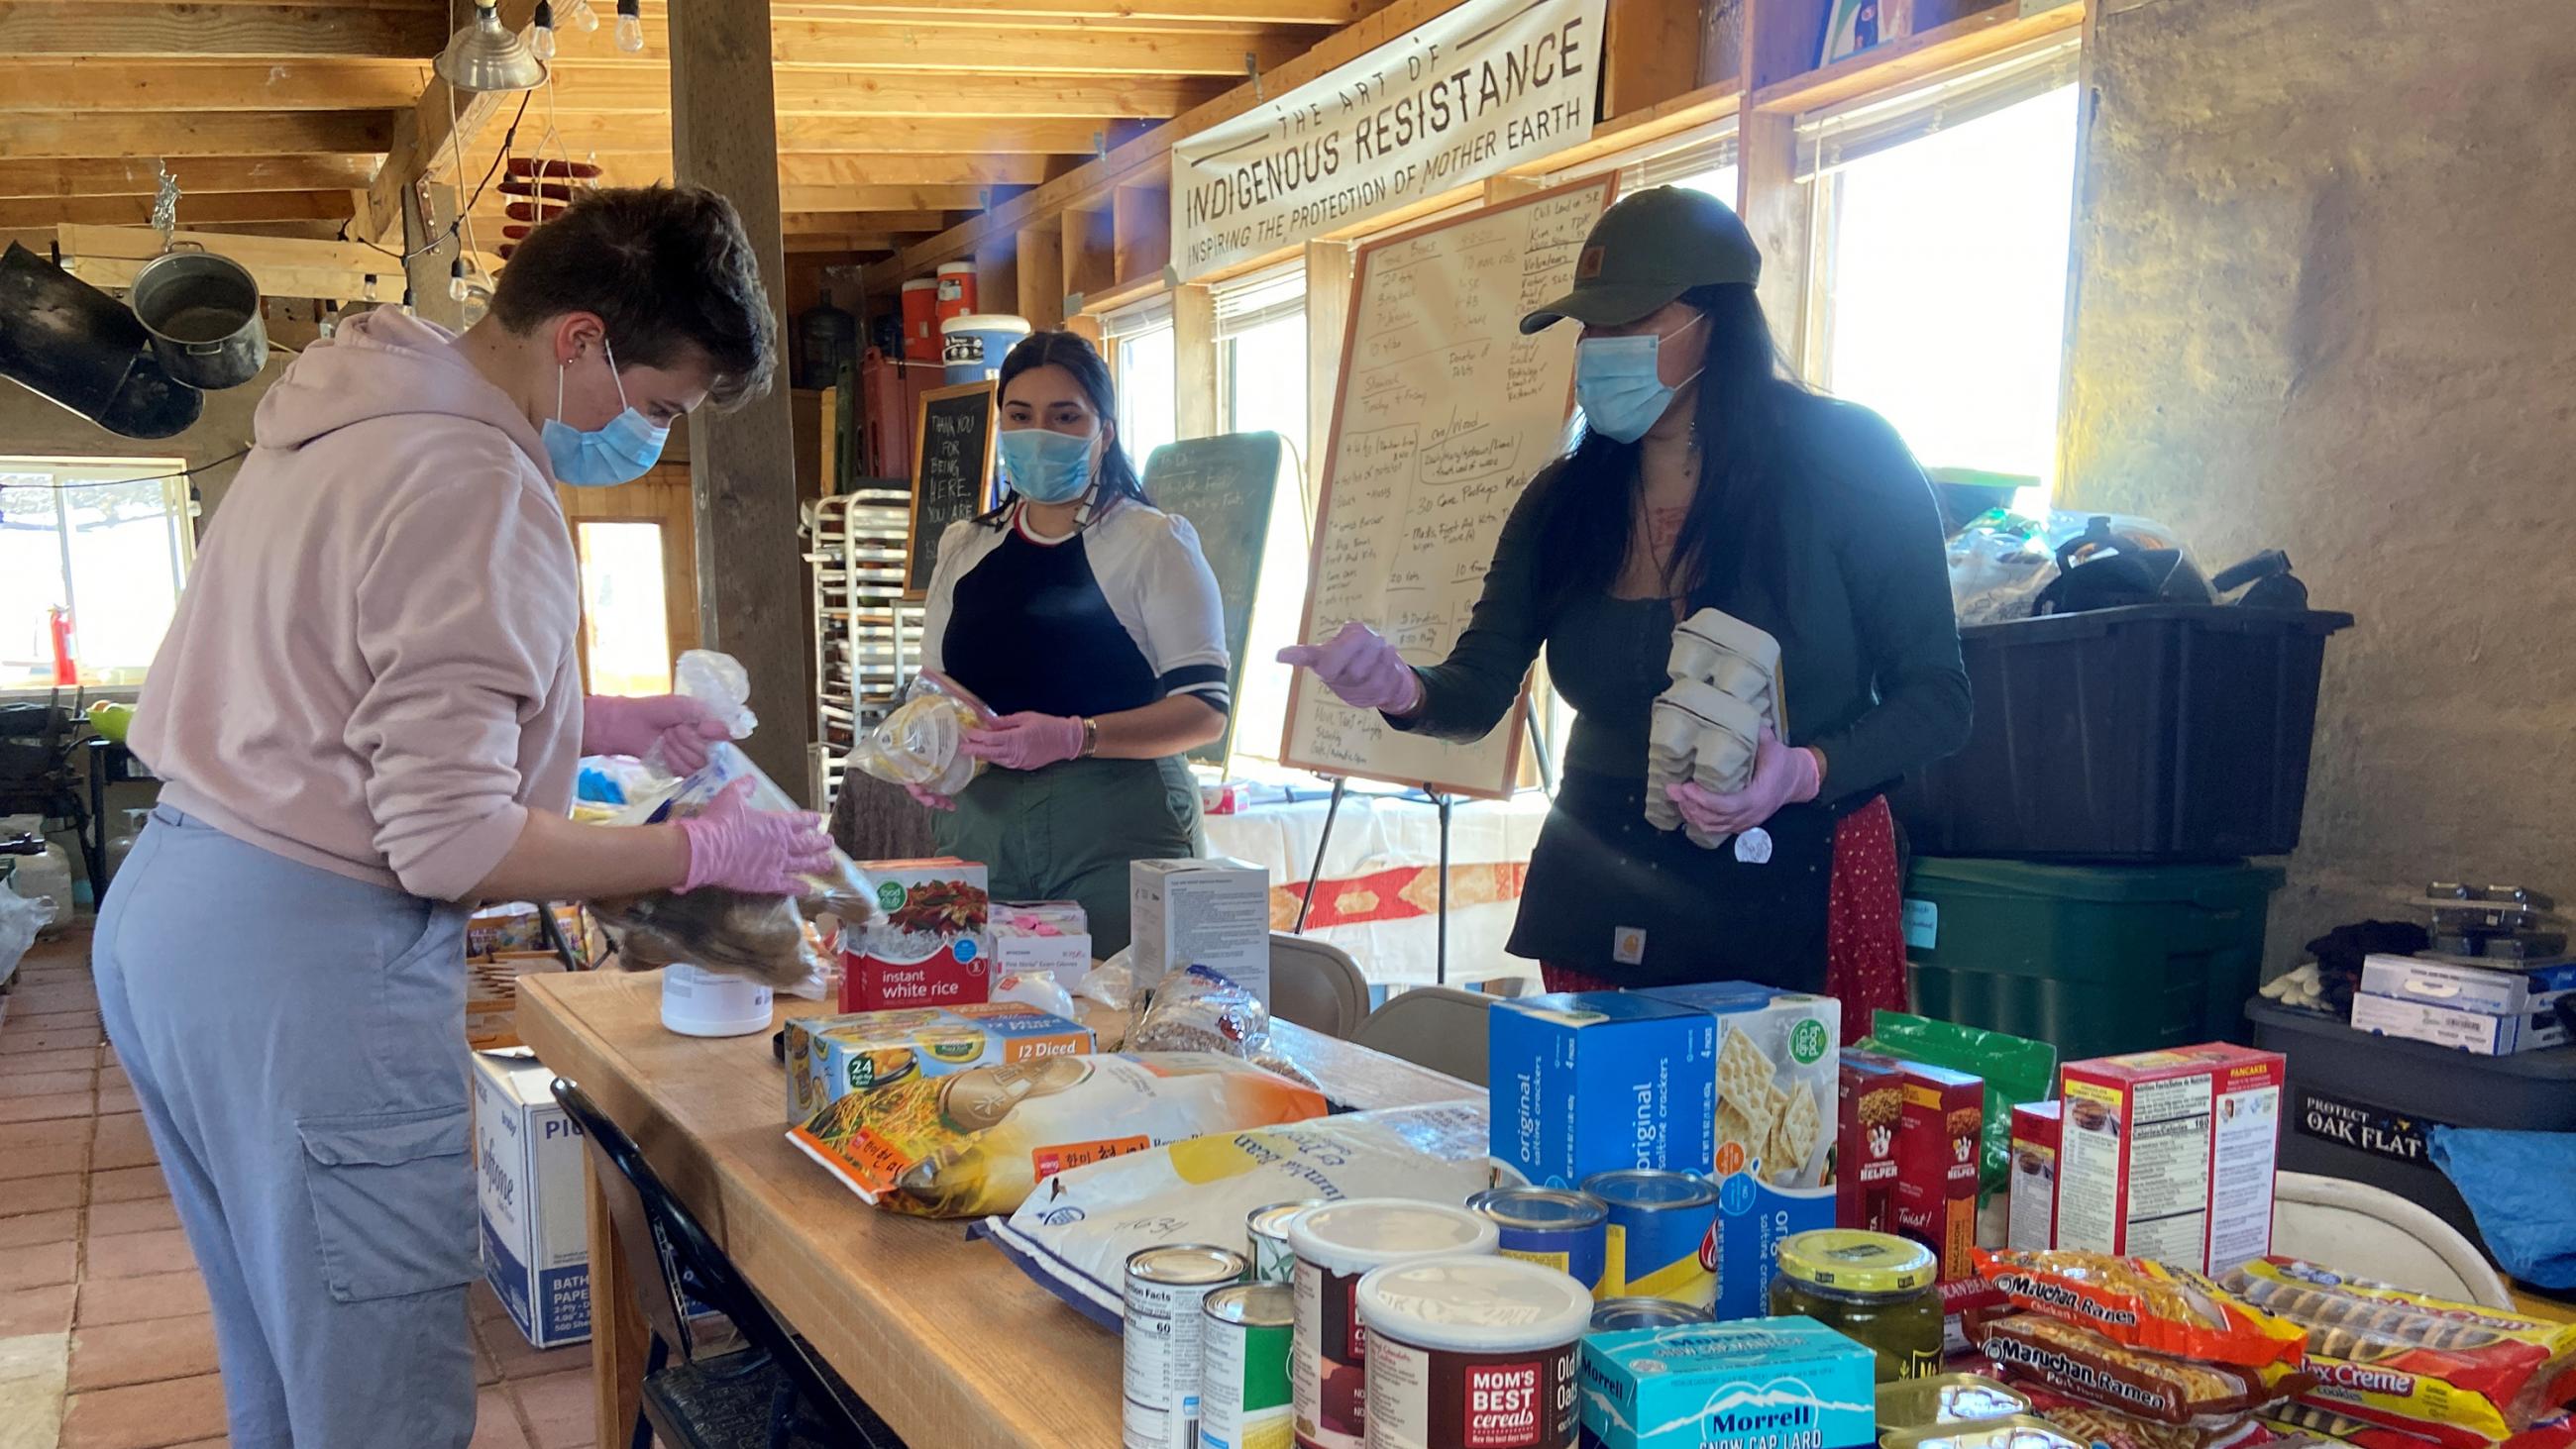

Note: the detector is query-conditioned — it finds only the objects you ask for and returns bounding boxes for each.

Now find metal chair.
[2269,1170,2514,1308]
[1268,932,1369,1039]
[1348,985,1495,1087]
[548,1078,908,1449]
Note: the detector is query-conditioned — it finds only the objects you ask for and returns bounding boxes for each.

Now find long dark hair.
[979,329,1150,526]
[1532,283,1806,626]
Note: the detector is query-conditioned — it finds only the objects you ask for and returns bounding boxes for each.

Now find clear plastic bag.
[1131,964,1319,1088]
[0,878,54,981]
[846,671,991,795]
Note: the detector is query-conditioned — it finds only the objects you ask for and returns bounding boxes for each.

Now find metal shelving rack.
[806,487,917,808]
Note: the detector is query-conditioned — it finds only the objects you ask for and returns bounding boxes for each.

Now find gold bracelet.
[1081,717,1100,757]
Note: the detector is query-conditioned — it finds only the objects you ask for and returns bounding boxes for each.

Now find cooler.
[2246,997,2576,1260]
[1904,857,2285,1060]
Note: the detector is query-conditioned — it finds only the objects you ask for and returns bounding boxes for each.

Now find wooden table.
[516,970,1480,1448]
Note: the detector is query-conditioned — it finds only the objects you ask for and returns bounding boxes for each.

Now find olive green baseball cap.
[1519,185,1763,335]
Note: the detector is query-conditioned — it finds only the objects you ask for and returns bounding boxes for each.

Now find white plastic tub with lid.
[1287,1198,1499,1449]
[1356,1255,1592,1449]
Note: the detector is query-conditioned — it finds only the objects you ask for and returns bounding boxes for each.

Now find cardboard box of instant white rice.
[473,1049,589,1348]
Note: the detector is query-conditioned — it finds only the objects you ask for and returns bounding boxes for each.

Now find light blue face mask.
[542,339,669,487]
[1574,314,1706,444]
[998,425,1097,505]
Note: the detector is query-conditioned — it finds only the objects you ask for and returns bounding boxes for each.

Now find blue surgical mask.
[1574,314,1706,444]
[542,339,669,487]
[999,426,1096,504]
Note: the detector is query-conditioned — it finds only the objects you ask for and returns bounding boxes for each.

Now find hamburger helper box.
[2056,1043,2285,1274]
[1579,1316,1876,1449]
[840,859,990,1012]
[783,1002,1095,1122]
[1637,983,1839,1320]
[1837,1054,1905,1233]
[1489,992,1716,1189]
[1129,858,1272,1006]
[1880,1056,1983,1283]
[2008,1100,2063,1250]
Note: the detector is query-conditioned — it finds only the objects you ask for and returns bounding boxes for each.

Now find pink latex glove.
[1275,620,1424,714]
[959,712,1086,772]
[675,777,834,894]
[1666,728,1822,840]
[904,783,957,813]
[585,693,731,774]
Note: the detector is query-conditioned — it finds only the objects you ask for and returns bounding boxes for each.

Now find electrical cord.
[20,449,251,491]
[343,91,535,265]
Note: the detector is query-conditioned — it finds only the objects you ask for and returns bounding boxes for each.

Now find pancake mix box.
[840,859,990,1011]
[2056,1044,2284,1275]
[783,1002,1095,1122]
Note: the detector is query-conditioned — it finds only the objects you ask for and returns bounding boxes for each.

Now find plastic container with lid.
[1879,1415,2088,1449]
[1769,1228,1940,1383]
[660,963,774,1038]
[1356,1255,1592,1449]
[1877,1374,2031,1433]
[1286,1198,1498,1449]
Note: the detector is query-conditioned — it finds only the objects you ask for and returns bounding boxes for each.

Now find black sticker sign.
[2296,1089,2443,1165]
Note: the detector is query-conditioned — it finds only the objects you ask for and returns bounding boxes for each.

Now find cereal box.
[1489,992,1717,1189]
[1579,1317,1877,1449]
[840,859,990,1011]
[2007,1101,2062,1251]
[1129,859,1271,1007]
[1639,983,1840,1320]
[2057,1045,2285,1275]
[783,1002,1096,1122]
[1838,1053,1905,1233]
[990,900,1091,986]
[1889,1058,1983,1283]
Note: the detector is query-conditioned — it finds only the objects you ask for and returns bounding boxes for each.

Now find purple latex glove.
[1275,621,1423,714]
[960,711,1086,772]
[585,693,731,774]
[1666,727,1822,840]
[675,777,833,894]
[905,783,957,813]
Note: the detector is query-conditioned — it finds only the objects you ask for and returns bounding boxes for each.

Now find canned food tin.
[1199,1282,1293,1449]
[1467,1188,1609,1296]
[1580,1170,1719,1309]
[1247,1200,1322,1286]
[1126,1244,1249,1449]
[1586,1296,1713,1332]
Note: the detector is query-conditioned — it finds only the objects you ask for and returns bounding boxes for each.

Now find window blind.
[1212,263,1307,335]
[1103,294,1174,338]
[1795,36,2080,180]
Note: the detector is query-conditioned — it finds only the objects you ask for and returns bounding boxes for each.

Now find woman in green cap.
[1279,185,1967,1014]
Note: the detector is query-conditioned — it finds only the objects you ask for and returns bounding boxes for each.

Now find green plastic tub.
[1902,857,2287,1061]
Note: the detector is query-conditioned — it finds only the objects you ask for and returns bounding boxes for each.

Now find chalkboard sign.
[1281,176,1615,798]
[1140,432,1292,769]
[906,380,997,596]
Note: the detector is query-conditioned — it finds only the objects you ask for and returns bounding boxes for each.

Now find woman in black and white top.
[912,330,1229,953]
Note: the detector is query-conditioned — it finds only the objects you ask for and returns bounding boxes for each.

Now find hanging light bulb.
[531,0,557,59]
[613,0,643,53]
[448,257,473,304]
[566,0,599,33]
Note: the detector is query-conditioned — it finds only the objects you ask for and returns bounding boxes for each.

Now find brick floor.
[4,925,597,1449]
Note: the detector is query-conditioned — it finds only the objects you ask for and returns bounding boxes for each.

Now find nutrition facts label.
[2121,1078,2213,1264]
[2207,1083,2282,1272]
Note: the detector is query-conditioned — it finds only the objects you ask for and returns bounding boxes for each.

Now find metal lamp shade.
[436,3,548,93]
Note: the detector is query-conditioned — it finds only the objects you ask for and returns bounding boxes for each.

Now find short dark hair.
[489,184,778,408]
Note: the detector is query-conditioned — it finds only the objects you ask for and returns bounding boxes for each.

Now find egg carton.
[1646,609,1785,849]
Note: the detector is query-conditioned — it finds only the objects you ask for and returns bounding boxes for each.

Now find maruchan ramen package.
[2222,1257,2576,1447]
[1974,1249,2308,1368]
[787,1051,1326,1218]
[977,1102,1507,1328]
[1970,1312,2309,1426]
[2016,1386,2279,1449]
[782,1002,1094,1122]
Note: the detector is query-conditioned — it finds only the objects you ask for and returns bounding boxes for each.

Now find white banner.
[1170,0,1606,281]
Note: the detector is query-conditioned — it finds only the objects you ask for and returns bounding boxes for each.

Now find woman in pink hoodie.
[101,187,823,1449]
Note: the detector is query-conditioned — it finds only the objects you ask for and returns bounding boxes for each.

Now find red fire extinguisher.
[48,605,76,686]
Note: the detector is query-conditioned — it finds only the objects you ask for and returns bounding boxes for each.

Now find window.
[1213,266,1313,768]
[1107,296,1178,468]
[1548,123,1740,212]
[1803,42,2081,488]
[574,520,674,697]
[0,458,192,690]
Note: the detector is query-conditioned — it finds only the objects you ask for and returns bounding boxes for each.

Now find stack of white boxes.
[2351,954,2574,1055]
[1645,609,1783,848]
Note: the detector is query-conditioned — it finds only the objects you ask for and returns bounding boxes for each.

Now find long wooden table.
[516,969,1480,1448]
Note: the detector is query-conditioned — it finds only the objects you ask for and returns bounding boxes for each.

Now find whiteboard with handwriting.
[1280,177,1614,798]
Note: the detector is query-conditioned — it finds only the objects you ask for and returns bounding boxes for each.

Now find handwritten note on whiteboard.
[1280,177,1614,797]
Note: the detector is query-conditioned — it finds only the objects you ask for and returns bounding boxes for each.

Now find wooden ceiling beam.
[542,113,1108,155]
[774,183,994,211]
[544,66,1229,119]
[606,19,1308,74]
[0,59,432,112]
[0,4,446,58]
[782,233,910,255]
[359,0,540,245]
[0,111,394,161]
[775,0,1362,21]
[0,190,356,230]
[570,153,1067,187]
[0,155,382,201]
[776,209,955,233]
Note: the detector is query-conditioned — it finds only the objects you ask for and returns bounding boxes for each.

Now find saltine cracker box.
[1129,858,1272,1006]
[473,1049,589,1348]
[1489,992,1717,1189]
[2056,1044,2285,1274]
[1639,983,1840,1320]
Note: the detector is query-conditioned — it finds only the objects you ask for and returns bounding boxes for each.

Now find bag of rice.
[977,1101,1508,1327]
[788,1052,1326,1218]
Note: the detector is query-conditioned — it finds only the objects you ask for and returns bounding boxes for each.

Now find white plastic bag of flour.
[977,1100,1513,1327]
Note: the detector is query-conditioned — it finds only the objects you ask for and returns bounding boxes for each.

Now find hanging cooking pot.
[0,242,151,419]
[128,244,268,391]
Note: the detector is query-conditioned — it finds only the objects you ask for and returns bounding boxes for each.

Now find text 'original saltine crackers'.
[1639,983,1841,1319]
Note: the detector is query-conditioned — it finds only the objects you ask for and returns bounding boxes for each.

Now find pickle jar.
[1769,1229,1940,1382]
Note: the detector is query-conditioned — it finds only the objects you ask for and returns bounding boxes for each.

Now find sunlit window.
[0,459,191,690]
[1113,313,1178,466]
[1213,269,1312,768]
[576,520,674,698]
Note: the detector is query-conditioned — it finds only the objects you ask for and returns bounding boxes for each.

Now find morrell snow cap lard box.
[2055,1044,2285,1275]
[1579,1316,1876,1449]
[1490,992,1717,1189]
[473,1049,590,1348]
[1129,858,1272,1007]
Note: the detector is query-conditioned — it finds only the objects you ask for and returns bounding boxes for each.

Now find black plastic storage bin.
[2246,997,2576,1260]
[1892,605,2354,860]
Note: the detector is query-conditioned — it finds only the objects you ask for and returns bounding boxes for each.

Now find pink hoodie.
[132,309,583,902]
